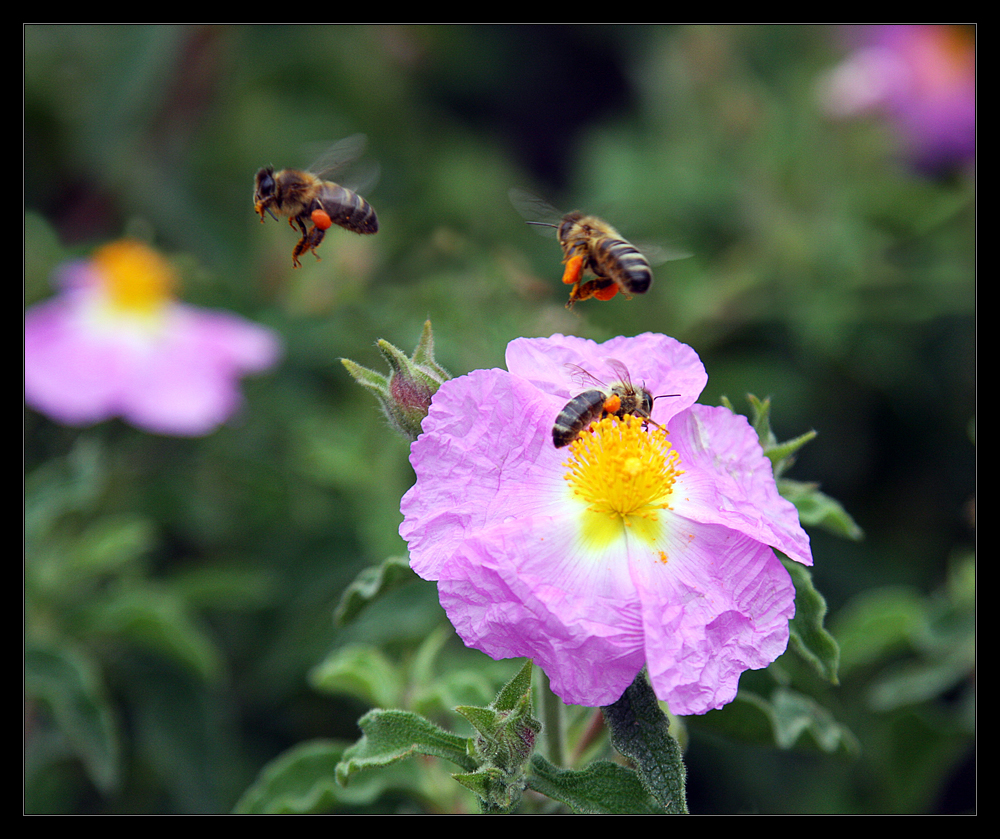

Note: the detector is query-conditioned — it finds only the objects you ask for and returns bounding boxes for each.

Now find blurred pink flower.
[25,239,281,436]
[400,334,812,715]
[819,24,975,170]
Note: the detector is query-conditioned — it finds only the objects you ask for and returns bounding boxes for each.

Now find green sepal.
[782,556,841,684]
[601,671,688,814]
[724,393,817,478]
[493,658,533,712]
[456,659,540,774]
[452,767,524,814]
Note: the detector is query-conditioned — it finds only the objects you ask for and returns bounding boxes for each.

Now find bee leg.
[292,225,327,267]
[561,254,586,285]
[592,283,620,301]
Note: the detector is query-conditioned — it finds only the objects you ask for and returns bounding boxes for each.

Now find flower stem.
[538,667,565,768]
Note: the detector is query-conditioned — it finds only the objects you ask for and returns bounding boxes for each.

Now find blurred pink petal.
[24,240,281,436]
[819,25,975,171]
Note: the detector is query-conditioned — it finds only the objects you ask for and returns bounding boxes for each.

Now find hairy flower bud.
[342,320,450,441]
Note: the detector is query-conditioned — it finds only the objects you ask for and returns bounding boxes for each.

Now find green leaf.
[336,709,478,786]
[601,671,688,814]
[235,740,350,814]
[528,754,664,814]
[68,514,156,577]
[234,739,436,814]
[779,479,864,540]
[80,584,224,681]
[309,644,405,708]
[832,586,927,674]
[696,689,859,756]
[24,641,121,794]
[334,556,416,627]
[783,556,841,684]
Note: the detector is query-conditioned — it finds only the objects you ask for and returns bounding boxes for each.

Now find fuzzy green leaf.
[309,644,405,708]
[601,671,688,814]
[336,709,477,786]
[528,755,664,814]
[782,556,841,684]
[696,689,859,756]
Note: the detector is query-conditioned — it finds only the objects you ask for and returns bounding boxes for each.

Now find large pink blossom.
[24,240,281,436]
[400,333,812,715]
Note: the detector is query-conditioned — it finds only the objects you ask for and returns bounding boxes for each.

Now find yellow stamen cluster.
[93,240,176,315]
[563,414,683,547]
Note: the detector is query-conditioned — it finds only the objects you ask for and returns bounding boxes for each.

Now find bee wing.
[603,358,634,387]
[305,134,368,175]
[509,187,562,237]
[564,363,608,390]
[302,134,380,194]
[631,241,693,267]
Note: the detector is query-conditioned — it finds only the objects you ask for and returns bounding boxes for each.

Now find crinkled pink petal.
[630,527,794,715]
[668,405,812,566]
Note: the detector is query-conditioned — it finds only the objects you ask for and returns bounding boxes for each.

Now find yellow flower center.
[92,240,176,315]
[563,413,683,549]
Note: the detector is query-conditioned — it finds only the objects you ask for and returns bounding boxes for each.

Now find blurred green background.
[24,25,974,813]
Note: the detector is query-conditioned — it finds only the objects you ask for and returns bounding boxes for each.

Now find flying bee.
[254,134,379,268]
[510,188,680,308]
[552,360,675,448]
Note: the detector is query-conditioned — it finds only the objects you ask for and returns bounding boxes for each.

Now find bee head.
[254,166,276,200]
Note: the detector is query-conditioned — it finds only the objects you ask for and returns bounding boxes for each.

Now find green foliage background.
[24,25,974,813]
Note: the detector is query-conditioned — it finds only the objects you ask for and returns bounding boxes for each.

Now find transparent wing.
[564,363,607,390]
[509,187,562,238]
[304,134,380,194]
[632,241,694,267]
[603,358,634,388]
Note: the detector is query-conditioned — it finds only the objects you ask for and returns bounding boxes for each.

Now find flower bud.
[342,320,450,441]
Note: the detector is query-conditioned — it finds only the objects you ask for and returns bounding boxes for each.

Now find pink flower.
[400,334,812,715]
[25,240,281,436]
[818,25,975,171]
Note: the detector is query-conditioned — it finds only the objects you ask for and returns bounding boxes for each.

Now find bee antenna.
[525,221,557,228]
[653,393,680,402]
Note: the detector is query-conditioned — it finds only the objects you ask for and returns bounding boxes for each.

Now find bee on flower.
[399,333,812,715]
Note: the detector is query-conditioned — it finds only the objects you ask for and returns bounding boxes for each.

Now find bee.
[552,360,669,448]
[509,189,657,308]
[254,135,379,268]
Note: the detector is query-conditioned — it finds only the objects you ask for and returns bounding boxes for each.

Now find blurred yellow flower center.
[563,414,683,548]
[92,240,176,315]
